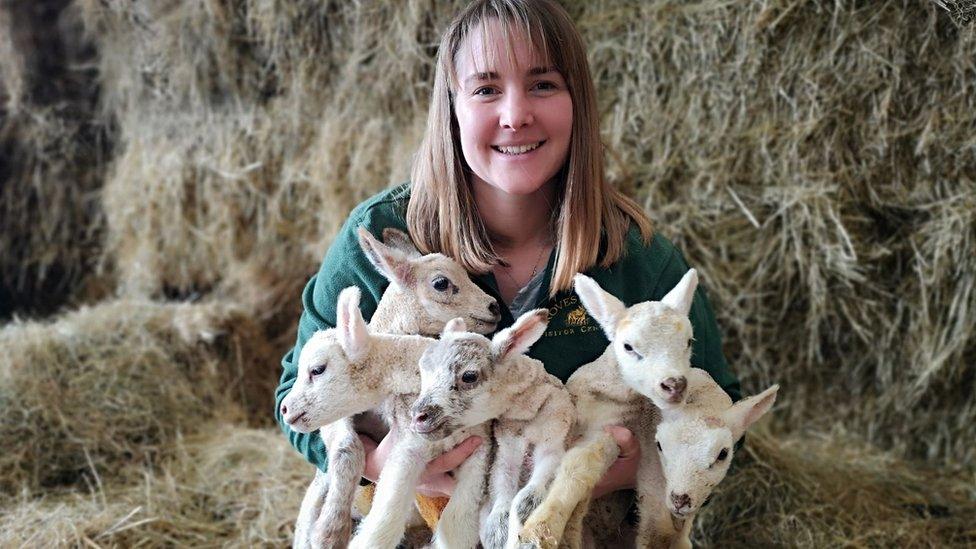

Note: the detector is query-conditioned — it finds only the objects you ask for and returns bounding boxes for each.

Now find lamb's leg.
[349,434,427,549]
[293,468,328,549]
[431,442,490,549]
[518,431,618,549]
[634,454,676,549]
[311,418,366,547]
[557,497,592,549]
[482,432,526,549]
[507,444,564,548]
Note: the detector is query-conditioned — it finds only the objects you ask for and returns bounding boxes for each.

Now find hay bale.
[696,429,976,547]
[0,299,277,495]
[0,425,311,547]
[80,0,453,330]
[0,0,110,319]
[574,0,976,468]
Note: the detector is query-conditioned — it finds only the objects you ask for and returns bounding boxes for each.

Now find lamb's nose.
[280,403,288,416]
[488,300,500,317]
[660,376,687,403]
[671,492,691,510]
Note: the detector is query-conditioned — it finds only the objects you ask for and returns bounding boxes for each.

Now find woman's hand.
[360,431,483,498]
[591,426,641,499]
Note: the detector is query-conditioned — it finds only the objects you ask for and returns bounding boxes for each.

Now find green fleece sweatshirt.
[275,183,741,472]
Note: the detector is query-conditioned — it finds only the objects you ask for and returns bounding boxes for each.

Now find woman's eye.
[473,86,497,96]
[432,277,451,291]
[310,365,326,376]
[717,448,729,461]
[461,371,478,384]
[533,81,557,91]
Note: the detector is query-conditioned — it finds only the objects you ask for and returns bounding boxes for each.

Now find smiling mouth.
[492,140,545,155]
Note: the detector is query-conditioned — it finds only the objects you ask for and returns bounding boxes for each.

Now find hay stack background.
[1,0,973,546]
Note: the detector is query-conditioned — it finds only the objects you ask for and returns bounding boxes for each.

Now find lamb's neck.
[363,333,429,395]
[371,289,422,336]
[496,357,548,420]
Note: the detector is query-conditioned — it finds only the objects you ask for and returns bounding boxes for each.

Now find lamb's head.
[358,227,501,335]
[410,309,549,440]
[655,384,779,519]
[574,270,699,409]
[279,287,383,433]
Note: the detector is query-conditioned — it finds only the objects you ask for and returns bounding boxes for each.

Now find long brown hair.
[407,0,652,296]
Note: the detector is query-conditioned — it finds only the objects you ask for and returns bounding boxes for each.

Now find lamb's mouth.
[491,140,545,155]
[412,418,450,439]
[285,411,308,428]
[469,315,500,331]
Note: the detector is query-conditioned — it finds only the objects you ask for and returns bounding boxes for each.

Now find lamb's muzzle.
[660,376,688,403]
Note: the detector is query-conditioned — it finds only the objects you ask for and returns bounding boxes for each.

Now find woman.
[276,0,740,518]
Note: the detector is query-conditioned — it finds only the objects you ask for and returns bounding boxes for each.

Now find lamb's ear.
[660,269,698,316]
[491,309,548,362]
[382,228,422,259]
[574,274,627,340]
[357,226,416,288]
[443,317,467,336]
[336,286,370,362]
[723,384,779,441]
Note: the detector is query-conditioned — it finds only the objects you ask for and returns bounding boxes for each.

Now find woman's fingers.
[425,435,483,474]
[604,425,639,458]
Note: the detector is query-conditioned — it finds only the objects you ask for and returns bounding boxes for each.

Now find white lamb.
[519,270,700,549]
[654,368,778,548]
[281,286,492,549]
[409,310,575,549]
[287,227,500,548]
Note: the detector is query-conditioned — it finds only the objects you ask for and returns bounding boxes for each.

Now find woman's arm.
[274,205,389,472]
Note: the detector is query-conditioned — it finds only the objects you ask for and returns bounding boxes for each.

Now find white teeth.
[494,141,542,155]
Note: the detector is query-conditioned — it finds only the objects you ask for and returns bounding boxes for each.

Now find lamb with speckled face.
[285,227,500,549]
[411,309,574,549]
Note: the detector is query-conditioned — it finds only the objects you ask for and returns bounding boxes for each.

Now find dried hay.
[696,428,976,547]
[0,425,310,547]
[0,1,110,319]
[574,0,976,468]
[1,426,972,548]
[0,299,277,495]
[78,0,451,330]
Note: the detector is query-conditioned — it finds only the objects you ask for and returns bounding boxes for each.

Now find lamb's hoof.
[517,531,556,549]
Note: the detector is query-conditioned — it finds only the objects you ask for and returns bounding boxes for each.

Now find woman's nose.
[499,92,533,130]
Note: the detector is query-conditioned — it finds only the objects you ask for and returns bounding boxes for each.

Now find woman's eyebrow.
[464,66,558,85]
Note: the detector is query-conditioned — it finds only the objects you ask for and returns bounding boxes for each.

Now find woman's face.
[453,21,573,197]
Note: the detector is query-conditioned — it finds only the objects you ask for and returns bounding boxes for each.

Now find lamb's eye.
[687,338,693,349]
[432,276,451,292]
[717,448,729,461]
[461,371,479,384]
[310,364,326,376]
[656,441,662,452]
[623,343,642,359]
